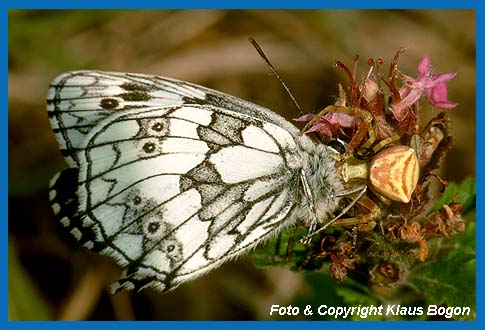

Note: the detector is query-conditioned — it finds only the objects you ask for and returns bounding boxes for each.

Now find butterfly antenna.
[249,37,304,115]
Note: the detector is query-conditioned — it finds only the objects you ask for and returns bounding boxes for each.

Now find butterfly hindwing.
[47,71,308,291]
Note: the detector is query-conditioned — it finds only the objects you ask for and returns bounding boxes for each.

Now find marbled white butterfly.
[46,70,353,292]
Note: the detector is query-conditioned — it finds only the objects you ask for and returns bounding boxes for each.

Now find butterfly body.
[47,71,343,292]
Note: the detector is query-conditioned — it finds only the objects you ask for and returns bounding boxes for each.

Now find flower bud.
[360,78,379,103]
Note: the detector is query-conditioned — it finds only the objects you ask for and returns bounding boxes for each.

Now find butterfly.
[46,70,352,293]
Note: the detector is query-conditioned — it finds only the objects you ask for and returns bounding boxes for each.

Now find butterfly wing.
[47,70,308,292]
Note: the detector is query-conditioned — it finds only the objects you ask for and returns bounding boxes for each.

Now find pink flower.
[294,112,355,138]
[391,55,457,120]
[294,113,315,122]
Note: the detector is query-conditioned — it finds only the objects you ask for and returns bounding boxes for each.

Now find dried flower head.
[291,49,464,287]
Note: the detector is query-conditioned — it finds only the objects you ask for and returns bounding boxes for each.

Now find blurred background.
[8,10,475,320]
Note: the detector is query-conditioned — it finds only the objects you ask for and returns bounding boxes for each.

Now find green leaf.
[290,272,347,320]
[406,178,476,320]
[250,226,309,267]
[407,222,476,319]
[432,179,476,213]
[336,286,377,307]
[251,179,476,320]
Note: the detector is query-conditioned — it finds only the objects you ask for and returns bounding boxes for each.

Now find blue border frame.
[4,0,480,328]
[0,0,479,9]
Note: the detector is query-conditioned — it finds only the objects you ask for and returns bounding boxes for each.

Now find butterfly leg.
[299,168,319,245]
[330,195,381,232]
[300,183,368,245]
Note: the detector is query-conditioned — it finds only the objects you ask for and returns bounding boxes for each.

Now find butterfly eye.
[133,196,142,205]
[327,139,346,154]
[166,245,175,252]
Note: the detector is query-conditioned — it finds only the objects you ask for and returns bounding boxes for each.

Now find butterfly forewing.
[46,70,313,292]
